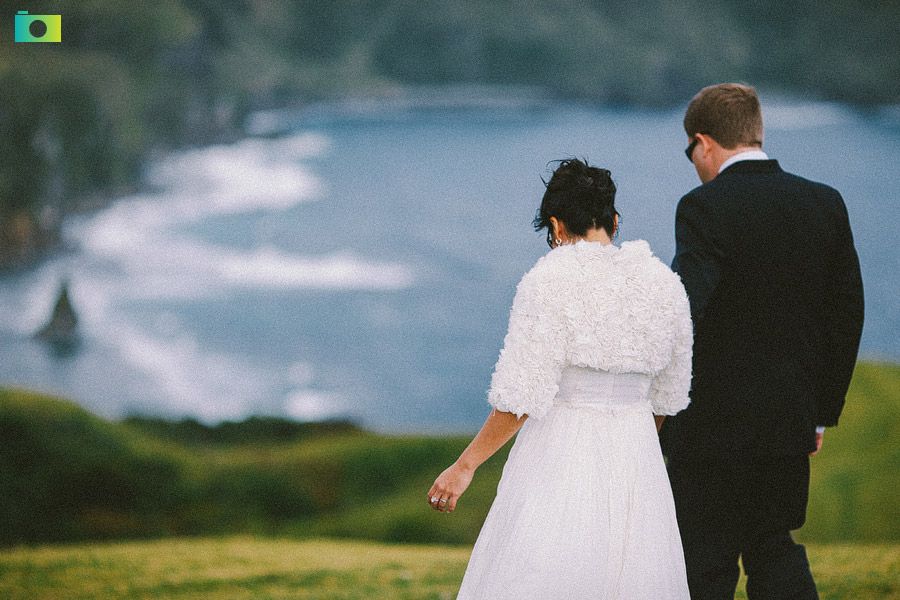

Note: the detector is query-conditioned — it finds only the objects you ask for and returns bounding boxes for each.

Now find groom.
[662,83,864,599]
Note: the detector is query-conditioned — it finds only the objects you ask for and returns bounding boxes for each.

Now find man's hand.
[810,431,824,456]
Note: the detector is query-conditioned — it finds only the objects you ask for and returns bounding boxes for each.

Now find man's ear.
[695,132,715,160]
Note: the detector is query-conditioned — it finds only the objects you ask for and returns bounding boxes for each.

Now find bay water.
[1,96,897,432]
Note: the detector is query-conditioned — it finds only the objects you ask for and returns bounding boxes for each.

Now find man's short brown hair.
[684,83,763,149]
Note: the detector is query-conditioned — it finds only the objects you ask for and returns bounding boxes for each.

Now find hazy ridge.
[3,0,899,267]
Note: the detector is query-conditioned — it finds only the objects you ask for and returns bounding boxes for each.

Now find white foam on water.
[763,101,853,130]
[4,129,416,422]
[70,226,414,300]
[283,362,348,422]
[146,133,330,218]
[112,321,275,422]
[67,130,415,299]
[72,134,326,253]
[218,246,415,291]
[284,389,346,422]
[0,266,66,335]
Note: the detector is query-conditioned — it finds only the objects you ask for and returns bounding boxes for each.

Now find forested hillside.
[1,0,898,267]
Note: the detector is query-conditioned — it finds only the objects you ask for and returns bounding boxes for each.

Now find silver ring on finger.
[430,496,439,503]
[439,498,447,504]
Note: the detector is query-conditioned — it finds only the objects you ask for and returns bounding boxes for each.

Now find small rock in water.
[35,281,79,355]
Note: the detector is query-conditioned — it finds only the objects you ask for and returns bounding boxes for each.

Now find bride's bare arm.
[428,409,528,513]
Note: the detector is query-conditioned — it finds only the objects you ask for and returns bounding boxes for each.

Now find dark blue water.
[1,98,897,432]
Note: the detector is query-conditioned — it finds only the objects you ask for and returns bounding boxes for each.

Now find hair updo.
[533,158,619,239]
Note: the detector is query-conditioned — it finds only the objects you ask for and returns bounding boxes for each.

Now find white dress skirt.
[457,368,690,600]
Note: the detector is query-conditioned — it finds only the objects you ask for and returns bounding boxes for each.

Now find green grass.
[1,361,898,549]
[0,537,469,600]
[0,387,509,546]
[0,537,897,600]
[798,362,900,543]
[738,544,900,600]
[1,362,899,598]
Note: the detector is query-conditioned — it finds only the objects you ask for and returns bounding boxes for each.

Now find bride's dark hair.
[533,158,619,238]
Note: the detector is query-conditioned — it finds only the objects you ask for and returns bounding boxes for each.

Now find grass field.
[0,537,897,600]
[1,362,899,598]
[2,361,899,549]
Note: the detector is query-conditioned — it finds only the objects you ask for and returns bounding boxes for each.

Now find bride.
[428,158,692,599]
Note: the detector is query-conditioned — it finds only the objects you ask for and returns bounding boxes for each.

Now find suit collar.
[719,150,769,173]
[718,159,782,176]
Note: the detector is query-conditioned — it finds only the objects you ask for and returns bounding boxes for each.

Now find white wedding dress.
[456,240,692,600]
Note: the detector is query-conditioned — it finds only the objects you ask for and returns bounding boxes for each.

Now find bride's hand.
[427,408,525,513]
[427,462,474,513]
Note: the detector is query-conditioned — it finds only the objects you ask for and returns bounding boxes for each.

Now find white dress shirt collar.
[719,149,769,174]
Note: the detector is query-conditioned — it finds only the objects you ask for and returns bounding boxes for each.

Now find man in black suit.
[662,83,864,599]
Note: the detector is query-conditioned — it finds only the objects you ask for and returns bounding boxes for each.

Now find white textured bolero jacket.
[488,239,693,420]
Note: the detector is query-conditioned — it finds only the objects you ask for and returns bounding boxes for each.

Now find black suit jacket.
[663,160,864,458]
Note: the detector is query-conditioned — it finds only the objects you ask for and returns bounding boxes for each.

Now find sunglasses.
[684,132,709,162]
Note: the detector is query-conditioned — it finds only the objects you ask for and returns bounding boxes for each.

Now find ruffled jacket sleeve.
[487,261,567,420]
[648,277,693,415]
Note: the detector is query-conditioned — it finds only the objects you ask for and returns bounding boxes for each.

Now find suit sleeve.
[818,194,864,427]
[671,192,723,326]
